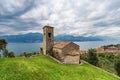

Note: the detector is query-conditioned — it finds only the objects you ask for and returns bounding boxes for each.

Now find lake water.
[6,41,120,55]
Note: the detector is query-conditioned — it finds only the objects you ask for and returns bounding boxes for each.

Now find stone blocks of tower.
[43,25,54,55]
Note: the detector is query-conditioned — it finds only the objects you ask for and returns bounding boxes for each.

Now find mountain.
[0,33,43,43]
[0,33,103,43]
[98,36,120,41]
[0,55,119,80]
[55,35,103,41]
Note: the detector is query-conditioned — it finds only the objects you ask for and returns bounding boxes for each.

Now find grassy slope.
[0,55,119,80]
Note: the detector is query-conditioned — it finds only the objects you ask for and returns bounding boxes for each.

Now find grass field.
[0,55,119,80]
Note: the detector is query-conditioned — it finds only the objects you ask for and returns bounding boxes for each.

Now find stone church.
[40,25,80,64]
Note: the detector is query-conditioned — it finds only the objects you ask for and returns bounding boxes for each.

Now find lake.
[6,41,120,55]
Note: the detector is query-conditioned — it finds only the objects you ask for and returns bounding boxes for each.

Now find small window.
[56,51,58,54]
[48,33,51,38]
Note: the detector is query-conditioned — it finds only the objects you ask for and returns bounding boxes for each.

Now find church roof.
[41,42,79,49]
[53,42,72,49]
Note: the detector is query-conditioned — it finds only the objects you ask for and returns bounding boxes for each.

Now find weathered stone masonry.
[40,25,80,64]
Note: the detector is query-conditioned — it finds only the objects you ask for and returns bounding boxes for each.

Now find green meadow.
[0,55,119,80]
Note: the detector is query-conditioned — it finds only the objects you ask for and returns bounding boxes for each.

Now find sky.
[0,0,120,37]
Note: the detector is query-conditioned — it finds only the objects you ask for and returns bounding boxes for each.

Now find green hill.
[0,55,119,80]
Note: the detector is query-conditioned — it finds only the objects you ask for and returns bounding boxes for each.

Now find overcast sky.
[0,0,120,37]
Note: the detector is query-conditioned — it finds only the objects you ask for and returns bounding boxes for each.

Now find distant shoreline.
[7,41,120,55]
[7,40,103,43]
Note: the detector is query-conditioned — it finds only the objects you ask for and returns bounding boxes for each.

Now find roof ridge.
[53,42,72,49]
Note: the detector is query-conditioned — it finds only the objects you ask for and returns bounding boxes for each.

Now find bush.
[19,52,27,57]
[19,52,39,58]
[80,53,88,61]
[114,58,120,76]
[98,53,115,61]
[25,53,32,58]
[8,51,15,57]
[88,49,99,66]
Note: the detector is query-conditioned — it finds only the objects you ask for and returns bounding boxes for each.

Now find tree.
[0,39,8,57]
[7,51,15,57]
[114,58,120,76]
[3,49,8,57]
[88,48,99,66]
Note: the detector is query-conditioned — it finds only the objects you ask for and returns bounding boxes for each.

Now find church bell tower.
[42,25,54,55]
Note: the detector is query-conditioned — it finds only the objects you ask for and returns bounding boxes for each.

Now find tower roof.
[43,25,54,29]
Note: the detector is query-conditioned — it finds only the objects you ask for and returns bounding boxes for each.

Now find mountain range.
[0,33,108,43]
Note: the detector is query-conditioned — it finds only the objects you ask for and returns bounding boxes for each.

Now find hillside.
[0,55,119,80]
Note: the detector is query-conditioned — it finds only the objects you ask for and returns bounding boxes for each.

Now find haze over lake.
[7,41,120,55]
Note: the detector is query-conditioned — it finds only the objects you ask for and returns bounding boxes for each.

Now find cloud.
[0,0,35,18]
[0,0,120,38]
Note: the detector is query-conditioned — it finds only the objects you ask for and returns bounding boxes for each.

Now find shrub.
[19,52,39,58]
[8,51,15,57]
[114,58,120,76]
[80,53,88,61]
[19,52,27,57]
[25,53,32,58]
[88,49,99,66]
[98,53,115,61]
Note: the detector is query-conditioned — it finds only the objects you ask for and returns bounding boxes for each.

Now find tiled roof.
[53,42,71,49]
[41,42,79,49]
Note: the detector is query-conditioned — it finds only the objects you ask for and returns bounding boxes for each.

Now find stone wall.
[62,42,79,55]
[43,26,54,55]
[52,48,64,62]
[63,55,80,64]
[52,42,80,64]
